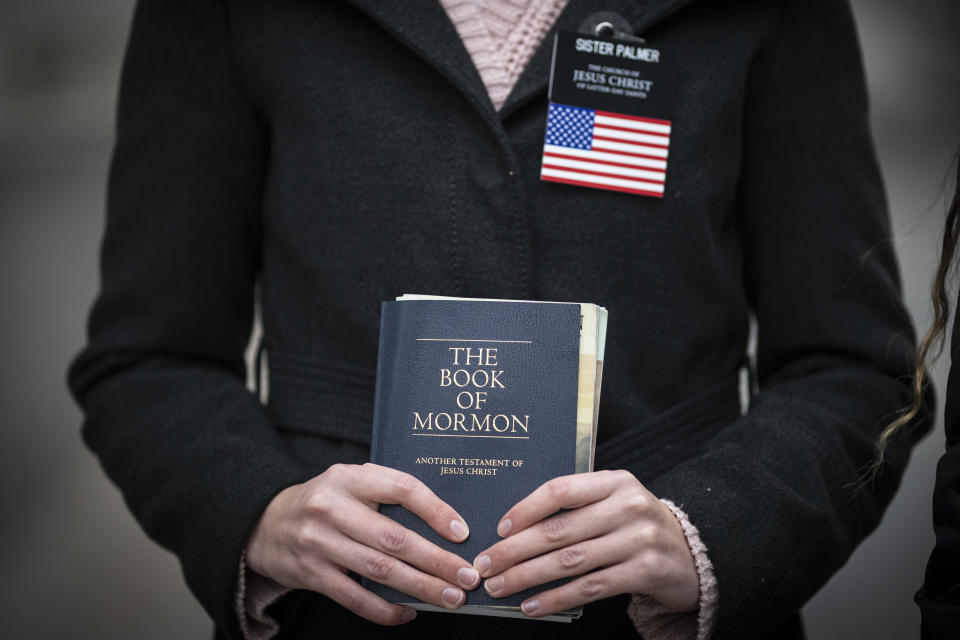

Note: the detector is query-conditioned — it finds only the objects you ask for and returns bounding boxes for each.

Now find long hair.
[869,150,960,478]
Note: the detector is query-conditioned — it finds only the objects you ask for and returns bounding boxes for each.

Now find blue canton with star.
[545,103,595,150]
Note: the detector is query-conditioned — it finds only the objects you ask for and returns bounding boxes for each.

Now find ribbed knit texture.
[439,0,569,110]
[627,500,719,640]
[237,552,287,640]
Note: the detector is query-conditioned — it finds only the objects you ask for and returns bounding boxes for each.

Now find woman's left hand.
[472,469,700,617]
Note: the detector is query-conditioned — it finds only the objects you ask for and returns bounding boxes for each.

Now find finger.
[338,503,480,589]
[359,463,470,542]
[496,471,625,539]
[483,535,626,599]
[474,502,613,577]
[517,566,628,618]
[337,536,468,610]
[310,569,418,625]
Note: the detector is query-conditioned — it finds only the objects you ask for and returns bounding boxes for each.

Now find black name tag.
[541,31,678,198]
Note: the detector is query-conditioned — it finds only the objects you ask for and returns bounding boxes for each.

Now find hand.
[472,469,699,618]
[245,462,481,625]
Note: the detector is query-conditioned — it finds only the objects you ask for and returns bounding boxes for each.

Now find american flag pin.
[540,102,670,198]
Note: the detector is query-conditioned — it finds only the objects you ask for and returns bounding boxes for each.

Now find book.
[367,295,607,621]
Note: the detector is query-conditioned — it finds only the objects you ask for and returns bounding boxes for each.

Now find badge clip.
[579,12,646,43]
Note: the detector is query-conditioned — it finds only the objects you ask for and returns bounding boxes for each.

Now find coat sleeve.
[67,1,315,637]
[636,1,932,636]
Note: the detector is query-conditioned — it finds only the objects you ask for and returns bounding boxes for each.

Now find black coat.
[68,0,929,638]
[916,312,960,638]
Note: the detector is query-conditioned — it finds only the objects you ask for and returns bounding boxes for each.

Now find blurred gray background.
[0,1,957,638]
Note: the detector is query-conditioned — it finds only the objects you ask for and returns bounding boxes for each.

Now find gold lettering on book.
[412,412,529,433]
[410,340,531,438]
[415,455,525,477]
[440,369,505,389]
[447,347,498,366]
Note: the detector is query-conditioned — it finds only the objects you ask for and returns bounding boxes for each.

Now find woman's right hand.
[245,462,480,625]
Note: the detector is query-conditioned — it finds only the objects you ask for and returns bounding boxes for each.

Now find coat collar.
[343,0,694,122]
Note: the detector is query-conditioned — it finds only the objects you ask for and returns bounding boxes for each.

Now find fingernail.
[400,608,417,622]
[497,518,512,537]
[450,519,469,541]
[474,554,491,574]
[521,599,540,615]
[442,587,464,607]
[458,567,480,588]
[484,575,504,595]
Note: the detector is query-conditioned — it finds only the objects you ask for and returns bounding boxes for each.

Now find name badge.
[541,31,678,198]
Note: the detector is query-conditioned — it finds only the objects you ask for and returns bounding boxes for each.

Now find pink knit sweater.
[237,3,718,639]
[439,0,569,110]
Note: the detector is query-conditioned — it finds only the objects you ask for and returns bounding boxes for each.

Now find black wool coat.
[916,310,960,639]
[69,0,930,638]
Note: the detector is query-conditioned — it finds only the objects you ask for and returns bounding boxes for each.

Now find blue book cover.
[367,298,583,616]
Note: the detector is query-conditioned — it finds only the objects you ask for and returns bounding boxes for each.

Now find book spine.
[370,301,400,465]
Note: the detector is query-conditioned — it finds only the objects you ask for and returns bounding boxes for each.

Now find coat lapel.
[342,0,497,121]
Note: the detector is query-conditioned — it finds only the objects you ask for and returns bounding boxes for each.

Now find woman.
[68,1,929,638]
[878,153,960,639]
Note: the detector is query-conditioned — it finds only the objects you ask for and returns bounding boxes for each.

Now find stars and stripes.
[540,102,671,198]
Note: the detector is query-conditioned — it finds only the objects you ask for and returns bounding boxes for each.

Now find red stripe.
[541,175,665,198]
[542,161,665,185]
[543,150,667,173]
[595,110,672,126]
[547,139,669,161]
[580,144,669,161]
[541,163,665,185]
[593,122,672,141]
[593,134,669,150]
